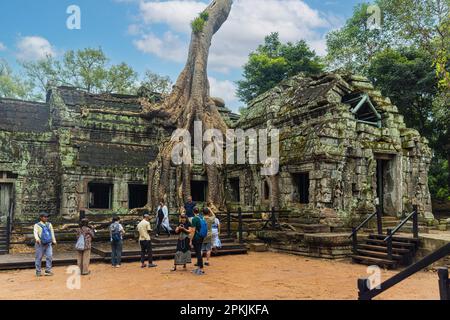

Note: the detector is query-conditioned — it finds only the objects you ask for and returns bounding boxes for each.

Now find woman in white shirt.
[156,200,172,237]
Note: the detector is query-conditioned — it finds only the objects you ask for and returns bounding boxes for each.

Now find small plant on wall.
[191,11,209,33]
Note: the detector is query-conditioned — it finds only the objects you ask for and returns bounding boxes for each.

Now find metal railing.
[348,205,382,254]
[221,207,291,243]
[383,205,418,260]
[358,243,450,300]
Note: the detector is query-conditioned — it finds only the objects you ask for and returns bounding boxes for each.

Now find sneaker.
[116,265,121,268]
[148,263,157,268]
[44,271,54,277]
[36,272,42,277]
[141,264,147,268]
[205,262,210,266]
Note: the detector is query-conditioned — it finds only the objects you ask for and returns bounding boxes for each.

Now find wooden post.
[238,207,243,244]
[412,205,419,239]
[6,216,11,254]
[227,210,231,238]
[352,228,358,254]
[358,278,371,300]
[79,210,86,221]
[386,229,393,260]
[271,207,276,228]
[376,205,383,235]
[437,267,450,300]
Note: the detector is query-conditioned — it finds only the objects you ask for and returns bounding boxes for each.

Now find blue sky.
[0,0,366,111]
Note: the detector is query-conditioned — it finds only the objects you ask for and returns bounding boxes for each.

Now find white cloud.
[16,36,56,61]
[138,0,207,33]
[0,42,6,51]
[209,76,240,110]
[132,0,343,73]
[127,24,142,36]
[134,31,187,62]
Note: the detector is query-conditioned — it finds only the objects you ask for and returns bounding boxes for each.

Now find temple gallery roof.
[0,98,50,133]
[52,86,143,112]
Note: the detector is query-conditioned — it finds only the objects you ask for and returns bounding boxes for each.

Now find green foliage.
[139,71,173,95]
[379,0,450,90]
[191,11,209,34]
[21,47,138,99]
[200,11,209,22]
[237,32,324,104]
[0,59,34,100]
[327,0,450,90]
[429,158,450,200]
[325,2,393,74]
[367,47,439,144]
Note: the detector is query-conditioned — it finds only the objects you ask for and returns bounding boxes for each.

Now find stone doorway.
[227,178,240,203]
[128,184,148,209]
[292,173,310,204]
[191,180,208,202]
[0,183,13,224]
[375,154,400,216]
[88,183,113,209]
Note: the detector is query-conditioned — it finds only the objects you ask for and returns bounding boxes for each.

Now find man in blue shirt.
[184,196,196,220]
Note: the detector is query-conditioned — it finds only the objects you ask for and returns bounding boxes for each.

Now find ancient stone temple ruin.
[0,73,433,226]
[225,73,433,222]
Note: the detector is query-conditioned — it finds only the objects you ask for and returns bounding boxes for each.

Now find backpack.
[111,223,122,242]
[38,223,53,245]
[75,233,85,251]
[198,216,208,239]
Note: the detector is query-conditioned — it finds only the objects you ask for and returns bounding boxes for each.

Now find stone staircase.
[363,216,430,234]
[0,225,8,255]
[351,234,420,269]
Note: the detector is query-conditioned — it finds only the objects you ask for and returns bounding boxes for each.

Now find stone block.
[303,233,352,247]
[249,242,268,252]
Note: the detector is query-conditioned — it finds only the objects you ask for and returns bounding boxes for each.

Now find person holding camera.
[171,214,192,272]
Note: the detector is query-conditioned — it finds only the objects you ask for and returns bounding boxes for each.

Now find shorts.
[201,242,212,252]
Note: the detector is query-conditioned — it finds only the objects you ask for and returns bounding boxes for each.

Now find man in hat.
[137,213,157,268]
[33,212,56,277]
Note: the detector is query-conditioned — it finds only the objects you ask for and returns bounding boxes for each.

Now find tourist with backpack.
[33,212,56,277]
[110,216,125,268]
[190,207,208,275]
[75,218,95,275]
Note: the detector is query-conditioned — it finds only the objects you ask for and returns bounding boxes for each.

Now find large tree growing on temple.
[141,0,233,210]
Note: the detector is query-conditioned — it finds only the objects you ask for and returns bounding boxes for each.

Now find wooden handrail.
[383,205,418,242]
[358,243,450,300]
[6,216,11,254]
[348,210,378,239]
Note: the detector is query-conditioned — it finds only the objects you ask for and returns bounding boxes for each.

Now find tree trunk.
[142,0,233,210]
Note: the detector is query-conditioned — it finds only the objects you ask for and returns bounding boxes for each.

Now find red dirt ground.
[0,252,440,300]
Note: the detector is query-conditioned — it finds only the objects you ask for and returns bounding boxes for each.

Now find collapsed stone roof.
[237,72,396,129]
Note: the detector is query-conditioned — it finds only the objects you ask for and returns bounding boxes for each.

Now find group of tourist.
[33,197,221,277]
